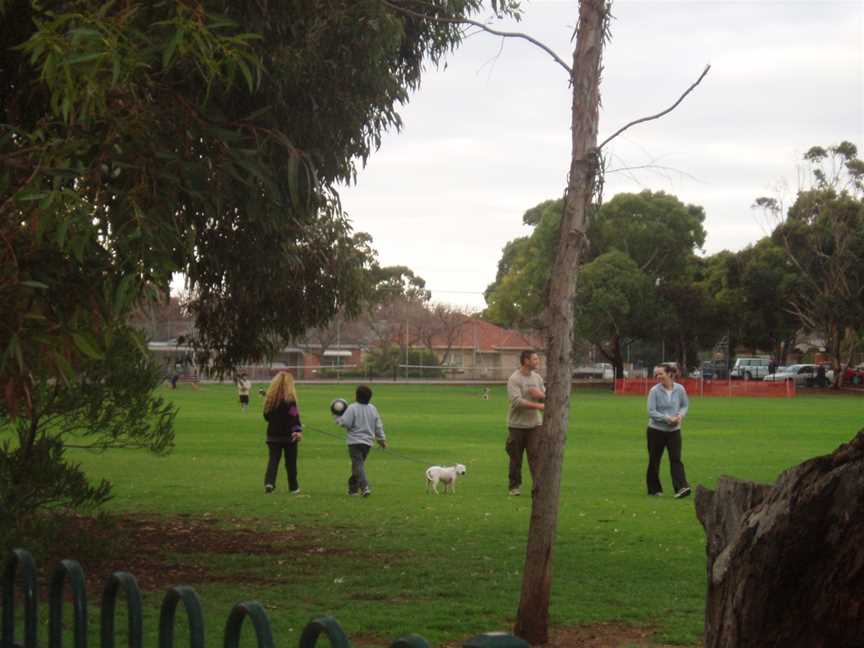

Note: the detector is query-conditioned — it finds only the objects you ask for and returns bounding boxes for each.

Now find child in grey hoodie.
[335,385,387,496]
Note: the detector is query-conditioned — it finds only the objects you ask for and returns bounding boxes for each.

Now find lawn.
[9,384,864,647]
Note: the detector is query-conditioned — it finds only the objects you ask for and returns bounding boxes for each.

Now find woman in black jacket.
[262,371,303,494]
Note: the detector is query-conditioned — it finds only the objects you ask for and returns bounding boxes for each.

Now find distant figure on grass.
[170,373,179,389]
[236,372,252,412]
[335,385,387,497]
[262,371,303,495]
[646,363,691,499]
[506,350,545,497]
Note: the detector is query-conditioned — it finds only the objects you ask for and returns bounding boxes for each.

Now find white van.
[732,356,772,379]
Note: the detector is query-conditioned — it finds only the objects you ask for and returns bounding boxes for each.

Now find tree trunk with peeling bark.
[513,1,608,643]
[695,430,864,647]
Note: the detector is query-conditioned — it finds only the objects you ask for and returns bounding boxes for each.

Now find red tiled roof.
[427,318,544,353]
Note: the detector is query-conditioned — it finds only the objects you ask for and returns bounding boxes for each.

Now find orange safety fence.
[614,377,796,398]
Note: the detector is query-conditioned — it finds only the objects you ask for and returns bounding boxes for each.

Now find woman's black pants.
[265,442,298,491]
[646,426,688,495]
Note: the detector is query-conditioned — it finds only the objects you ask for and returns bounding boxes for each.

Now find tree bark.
[513,1,608,643]
[695,429,864,648]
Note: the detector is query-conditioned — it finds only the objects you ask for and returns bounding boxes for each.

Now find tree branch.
[599,64,711,149]
[381,0,573,76]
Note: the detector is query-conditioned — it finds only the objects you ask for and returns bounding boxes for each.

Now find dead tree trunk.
[695,429,864,648]
[513,1,607,643]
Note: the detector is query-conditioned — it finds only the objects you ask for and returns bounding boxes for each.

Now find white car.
[763,364,817,385]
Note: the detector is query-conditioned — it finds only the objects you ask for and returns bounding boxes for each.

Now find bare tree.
[513,2,609,640]
[380,1,709,642]
[428,304,473,365]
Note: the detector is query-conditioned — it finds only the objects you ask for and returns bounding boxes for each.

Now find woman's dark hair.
[356,385,373,404]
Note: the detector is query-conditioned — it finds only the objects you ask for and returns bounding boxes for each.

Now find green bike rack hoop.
[2,549,38,648]
[159,586,205,648]
[223,601,274,648]
[49,559,88,648]
[100,571,144,648]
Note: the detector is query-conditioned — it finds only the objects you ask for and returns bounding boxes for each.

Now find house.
[418,317,545,381]
[134,299,543,381]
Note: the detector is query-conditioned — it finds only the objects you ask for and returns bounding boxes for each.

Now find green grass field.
[12,384,864,646]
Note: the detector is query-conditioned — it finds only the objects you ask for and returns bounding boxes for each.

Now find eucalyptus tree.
[759,142,864,385]
[1,0,512,517]
[485,190,707,376]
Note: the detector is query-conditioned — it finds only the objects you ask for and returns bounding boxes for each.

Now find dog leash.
[302,423,442,467]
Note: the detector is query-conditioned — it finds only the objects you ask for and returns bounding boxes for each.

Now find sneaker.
[289,488,301,495]
[348,490,360,496]
[674,486,691,499]
[648,491,663,496]
[509,487,521,496]
[264,484,274,494]
[362,487,371,497]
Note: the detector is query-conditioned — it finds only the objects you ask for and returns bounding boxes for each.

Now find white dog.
[425,464,467,494]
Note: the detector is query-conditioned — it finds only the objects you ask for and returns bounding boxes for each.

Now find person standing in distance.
[237,372,252,412]
[506,350,545,496]
[646,363,691,499]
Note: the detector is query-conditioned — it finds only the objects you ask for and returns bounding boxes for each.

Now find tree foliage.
[573,250,657,376]
[0,332,175,524]
[1,0,506,414]
[483,199,562,328]
[2,0,511,524]
[758,142,864,383]
[484,190,708,370]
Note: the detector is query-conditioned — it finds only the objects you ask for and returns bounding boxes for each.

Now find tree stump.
[695,429,864,648]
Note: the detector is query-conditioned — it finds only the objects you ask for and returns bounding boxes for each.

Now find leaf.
[67,51,107,64]
[68,27,102,39]
[19,280,49,290]
[163,29,183,69]
[113,274,137,316]
[56,217,70,247]
[52,352,75,384]
[18,191,49,202]
[7,336,24,372]
[237,59,254,92]
[61,95,72,124]
[286,155,304,213]
[72,332,103,359]
[112,55,121,85]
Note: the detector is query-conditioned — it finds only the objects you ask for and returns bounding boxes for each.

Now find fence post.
[159,586,205,648]
[100,572,143,648]
[50,560,88,648]
[2,549,38,648]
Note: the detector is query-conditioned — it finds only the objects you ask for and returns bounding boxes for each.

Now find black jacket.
[264,400,302,443]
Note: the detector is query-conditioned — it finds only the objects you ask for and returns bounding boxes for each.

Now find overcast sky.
[337,0,864,310]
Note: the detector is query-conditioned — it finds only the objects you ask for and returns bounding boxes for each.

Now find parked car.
[763,364,818,385]
[572,363,614,380]
[691,361,730,380]
[731,356,772,380]
[845,365,864,385]
[827,364,864,386]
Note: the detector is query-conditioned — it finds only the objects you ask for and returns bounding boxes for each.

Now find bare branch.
[599,64,711,149]
[606,163,704,184]
[381,0,573,76]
